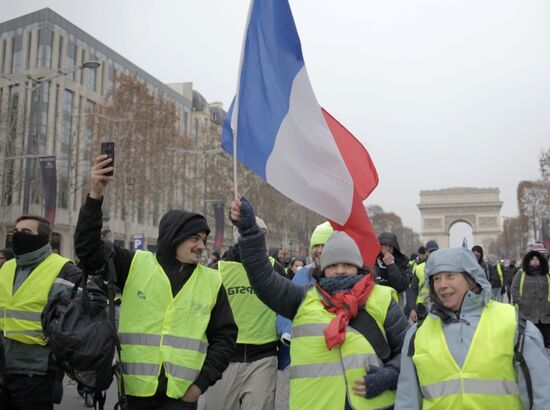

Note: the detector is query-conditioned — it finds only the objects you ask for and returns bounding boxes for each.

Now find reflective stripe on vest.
[289,284,396,410]
[219,258,278,344]
[518,269,550,302]
[415,262,429,304]
[119,251,222,399]
[0,254,70,345]
[413,301,522,409]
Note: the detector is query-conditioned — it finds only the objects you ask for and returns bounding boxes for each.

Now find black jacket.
[237,231,410,371]
[375,233,410,293]
[74,195,237,394]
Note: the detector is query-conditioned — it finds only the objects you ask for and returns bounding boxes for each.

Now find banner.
[39,156,57,227]
[212,201,224,253]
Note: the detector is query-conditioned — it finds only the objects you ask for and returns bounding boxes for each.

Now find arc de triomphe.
[417,187,502,249]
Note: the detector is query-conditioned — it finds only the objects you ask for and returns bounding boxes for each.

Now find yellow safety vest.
[219,258,278,344]
[496,263,504,286]
[290,284,396,410]
[118,251,222,398]
[413,301,522,409]
[518,269,550,302]
[414,262,429,304]
[0,254,69,345]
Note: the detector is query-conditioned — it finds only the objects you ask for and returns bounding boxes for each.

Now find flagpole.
[233,129,238,200]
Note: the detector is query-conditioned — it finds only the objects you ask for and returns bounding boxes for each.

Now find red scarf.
[317,274,375,350]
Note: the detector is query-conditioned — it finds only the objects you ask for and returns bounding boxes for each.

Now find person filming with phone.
[74,154,237,410]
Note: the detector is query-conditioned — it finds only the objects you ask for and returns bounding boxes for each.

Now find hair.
[289,257,306,268]
[428,271,481,306]
[15,215,52,238]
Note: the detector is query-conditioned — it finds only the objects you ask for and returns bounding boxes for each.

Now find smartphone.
[100,141,115,176]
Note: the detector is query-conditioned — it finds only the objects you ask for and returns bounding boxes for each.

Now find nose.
[196,240,206,251]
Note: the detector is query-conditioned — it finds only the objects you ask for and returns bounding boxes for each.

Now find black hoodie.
[375,232,410,293]
[75,195,237,395]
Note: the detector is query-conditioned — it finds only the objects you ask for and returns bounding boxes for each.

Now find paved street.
[55,377,118,410]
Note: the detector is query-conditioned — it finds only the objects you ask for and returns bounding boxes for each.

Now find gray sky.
[3,0,549,232]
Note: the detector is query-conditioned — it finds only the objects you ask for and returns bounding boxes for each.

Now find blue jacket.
[395,248,550,409]
[275,263,316,369]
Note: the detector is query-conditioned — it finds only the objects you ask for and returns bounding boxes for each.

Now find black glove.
[500,286,506,295]
[363,365,398,398]
[232,196,260,237]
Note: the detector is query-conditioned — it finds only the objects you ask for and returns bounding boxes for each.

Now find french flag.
[222,0,381,265]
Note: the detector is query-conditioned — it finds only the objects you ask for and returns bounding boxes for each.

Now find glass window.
[87,56,97,92]
[37,28,53,68]
[106,65,115,94]
[80,99,95,203]
[11,35,22,73]
[58,89,74,209]
[64,41,77,80]
[181,108,188,136]
[3,85,19,206]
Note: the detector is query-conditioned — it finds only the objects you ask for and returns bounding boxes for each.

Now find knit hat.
[320,231,363,271]
[310,221,333,249]
[171,214,210,250]
[233,217,267,243]
[425,240,439,253]
[255,217,268,234]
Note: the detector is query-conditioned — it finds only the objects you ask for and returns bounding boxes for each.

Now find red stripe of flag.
[321,108,380,266]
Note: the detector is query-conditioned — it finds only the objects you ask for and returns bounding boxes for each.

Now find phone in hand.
[100,141,115,176]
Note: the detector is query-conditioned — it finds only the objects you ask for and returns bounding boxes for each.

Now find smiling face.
[432,271,472,312]
[323,263,359,278]
[175,231,207,264]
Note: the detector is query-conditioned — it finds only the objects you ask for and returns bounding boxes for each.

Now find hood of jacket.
[522,250,549,275]
[156,209,210,268]
[377,232,406,261]
[425,247,492,312]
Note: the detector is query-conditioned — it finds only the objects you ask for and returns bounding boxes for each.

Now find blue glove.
[232,196,260,237]
[364,365,398,398]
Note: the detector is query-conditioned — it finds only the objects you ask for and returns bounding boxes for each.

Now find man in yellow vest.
[229,196,410,410]
[74,155,238,409]
[396,247,550,409]
[201,218,279,410]
[0,215,81,409]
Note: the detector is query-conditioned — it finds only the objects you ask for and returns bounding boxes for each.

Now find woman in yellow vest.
[230,196,410,410]
[395,247,550,409]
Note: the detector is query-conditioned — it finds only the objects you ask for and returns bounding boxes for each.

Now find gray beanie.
[320,231,363,271]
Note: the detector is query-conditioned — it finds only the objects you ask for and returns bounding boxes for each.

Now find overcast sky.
[3,0,549,233]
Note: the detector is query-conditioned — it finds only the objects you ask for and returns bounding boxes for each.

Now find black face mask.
[12,231,50,256]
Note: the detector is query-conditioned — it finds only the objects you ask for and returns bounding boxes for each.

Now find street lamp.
[1,60,101,215]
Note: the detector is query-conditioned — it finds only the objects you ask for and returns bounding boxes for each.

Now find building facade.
[0,8,225,256]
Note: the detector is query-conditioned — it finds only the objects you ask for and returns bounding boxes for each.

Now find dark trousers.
[535,322,550,348]
[127,395,198,410]
[0,374,53,410]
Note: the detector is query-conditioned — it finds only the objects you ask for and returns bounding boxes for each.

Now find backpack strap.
[514,315,533,410]
[315,287,392,361]
[104,241,127,410]
[407,316,426,357]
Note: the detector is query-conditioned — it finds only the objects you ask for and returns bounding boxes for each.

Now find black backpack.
[42,265,120,409]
